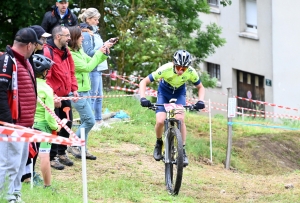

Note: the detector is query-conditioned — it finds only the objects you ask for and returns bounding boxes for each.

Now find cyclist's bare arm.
[139,76,151,98]
[195,83,205,101]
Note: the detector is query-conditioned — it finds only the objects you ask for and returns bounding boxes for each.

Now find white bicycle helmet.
[173,50,192,67]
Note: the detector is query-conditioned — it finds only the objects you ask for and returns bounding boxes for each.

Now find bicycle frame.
[163,103,184,164]
[148,101,195,195]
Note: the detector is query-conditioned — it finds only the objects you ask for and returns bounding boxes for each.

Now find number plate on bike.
[164,103,184,112]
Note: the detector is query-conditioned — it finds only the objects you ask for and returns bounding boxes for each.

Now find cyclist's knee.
[156,119,164,126]
[176,116,184,122]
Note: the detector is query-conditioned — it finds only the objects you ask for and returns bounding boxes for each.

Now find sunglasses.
[175,65,188,72]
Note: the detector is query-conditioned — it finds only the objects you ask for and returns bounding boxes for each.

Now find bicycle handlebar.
[147,103,197,111]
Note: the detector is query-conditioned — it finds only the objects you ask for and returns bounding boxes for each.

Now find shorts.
[156,93,186,113]
[33,122,53,154]
[39,142,51,154]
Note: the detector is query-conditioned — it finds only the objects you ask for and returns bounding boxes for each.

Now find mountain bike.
[148,99,196,195]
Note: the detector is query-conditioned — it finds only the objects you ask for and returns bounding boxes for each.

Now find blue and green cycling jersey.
[148,62,201,95]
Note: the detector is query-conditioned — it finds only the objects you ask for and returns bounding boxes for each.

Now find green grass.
[19,92,300,202]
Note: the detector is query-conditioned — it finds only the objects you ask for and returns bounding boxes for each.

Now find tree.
[79,0,106,38]
[0,0,80,50]
[220,0,232,7]
[0,0,230,90]
[104,0,226,88]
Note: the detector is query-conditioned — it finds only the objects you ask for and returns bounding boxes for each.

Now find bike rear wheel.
[164,127,183,195]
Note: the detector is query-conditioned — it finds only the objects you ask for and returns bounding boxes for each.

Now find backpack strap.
[44,46,54,60]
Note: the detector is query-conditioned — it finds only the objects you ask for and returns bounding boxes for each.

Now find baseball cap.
[29,25,52,38]
[15,28,43,45]
[57,0,68,2]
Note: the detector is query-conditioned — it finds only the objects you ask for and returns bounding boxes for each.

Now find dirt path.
[49,142,300,203]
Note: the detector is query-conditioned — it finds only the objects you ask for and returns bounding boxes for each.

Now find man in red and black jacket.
[44,25,79,170]
[0,27,40,203]
[41,0,78,34]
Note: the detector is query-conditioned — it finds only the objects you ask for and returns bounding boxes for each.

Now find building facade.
[200,0,300,119]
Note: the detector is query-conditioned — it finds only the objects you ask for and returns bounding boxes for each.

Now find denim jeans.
[71,91,95,149]
[89,71,103,121]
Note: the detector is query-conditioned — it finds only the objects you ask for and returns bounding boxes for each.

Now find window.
[239,72,243,82]
[207,62,221,80]
[208,0,220,14]
[245,0,257,33]
[247,74,251,84]
[208,0,218,6]
[255,76,259,86]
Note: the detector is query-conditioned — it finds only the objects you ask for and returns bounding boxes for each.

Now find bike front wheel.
[164,127,183,195]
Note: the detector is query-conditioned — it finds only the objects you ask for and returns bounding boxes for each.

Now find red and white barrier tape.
[102,73,145,80]
[210,106,228,112]
[105,73,299,112]
[37,97,79,140]
[0,122,84,146]
[234,96,298,112]
[110,86,138,93]
[115,75,140,87]
[54,94,134,102]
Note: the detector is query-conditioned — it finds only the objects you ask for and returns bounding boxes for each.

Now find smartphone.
[110,37,119,43]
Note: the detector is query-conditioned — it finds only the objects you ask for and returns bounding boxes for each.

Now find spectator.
[79,8,117,127]
[41,0,78,34]
[33,54,61,188]
[30,25,52,55]
[44,25,79,170]
[67,26,109,160]
[0,28,41,203]
[21,25,52,186]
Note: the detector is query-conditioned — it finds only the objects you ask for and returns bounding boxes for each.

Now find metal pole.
[242,108,244,121]
[209,99,213,163]
[81,128,88,203]
[225,88,233,169]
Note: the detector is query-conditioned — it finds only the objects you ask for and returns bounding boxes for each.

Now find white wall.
[272,0,300,117]
[199,0,300,119]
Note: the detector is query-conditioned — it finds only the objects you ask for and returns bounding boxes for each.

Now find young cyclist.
[139,50,206,167]
[33,54,62,187]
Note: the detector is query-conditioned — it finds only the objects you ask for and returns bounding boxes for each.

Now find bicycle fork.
[163,119,181,164]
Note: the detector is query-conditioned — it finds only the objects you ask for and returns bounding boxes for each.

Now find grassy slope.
[21,95,300,203]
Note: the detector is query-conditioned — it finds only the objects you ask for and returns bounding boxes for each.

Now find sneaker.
[50,157,65,170]
[86,151,97,160]
[183,149,189,167]
[92,121,112,130]
[33,173,43,186]
[14,195,24,203]
[58,154,74,166]
[153,139,163,161]
[67,146,81,159]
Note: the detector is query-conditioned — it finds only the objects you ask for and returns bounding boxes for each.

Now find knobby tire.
[164,127,183,195]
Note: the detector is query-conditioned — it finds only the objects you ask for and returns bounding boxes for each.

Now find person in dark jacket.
[30,25,52,55]
[41,0,78,34]
[0,27,40,203]
[44,25,79,170]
